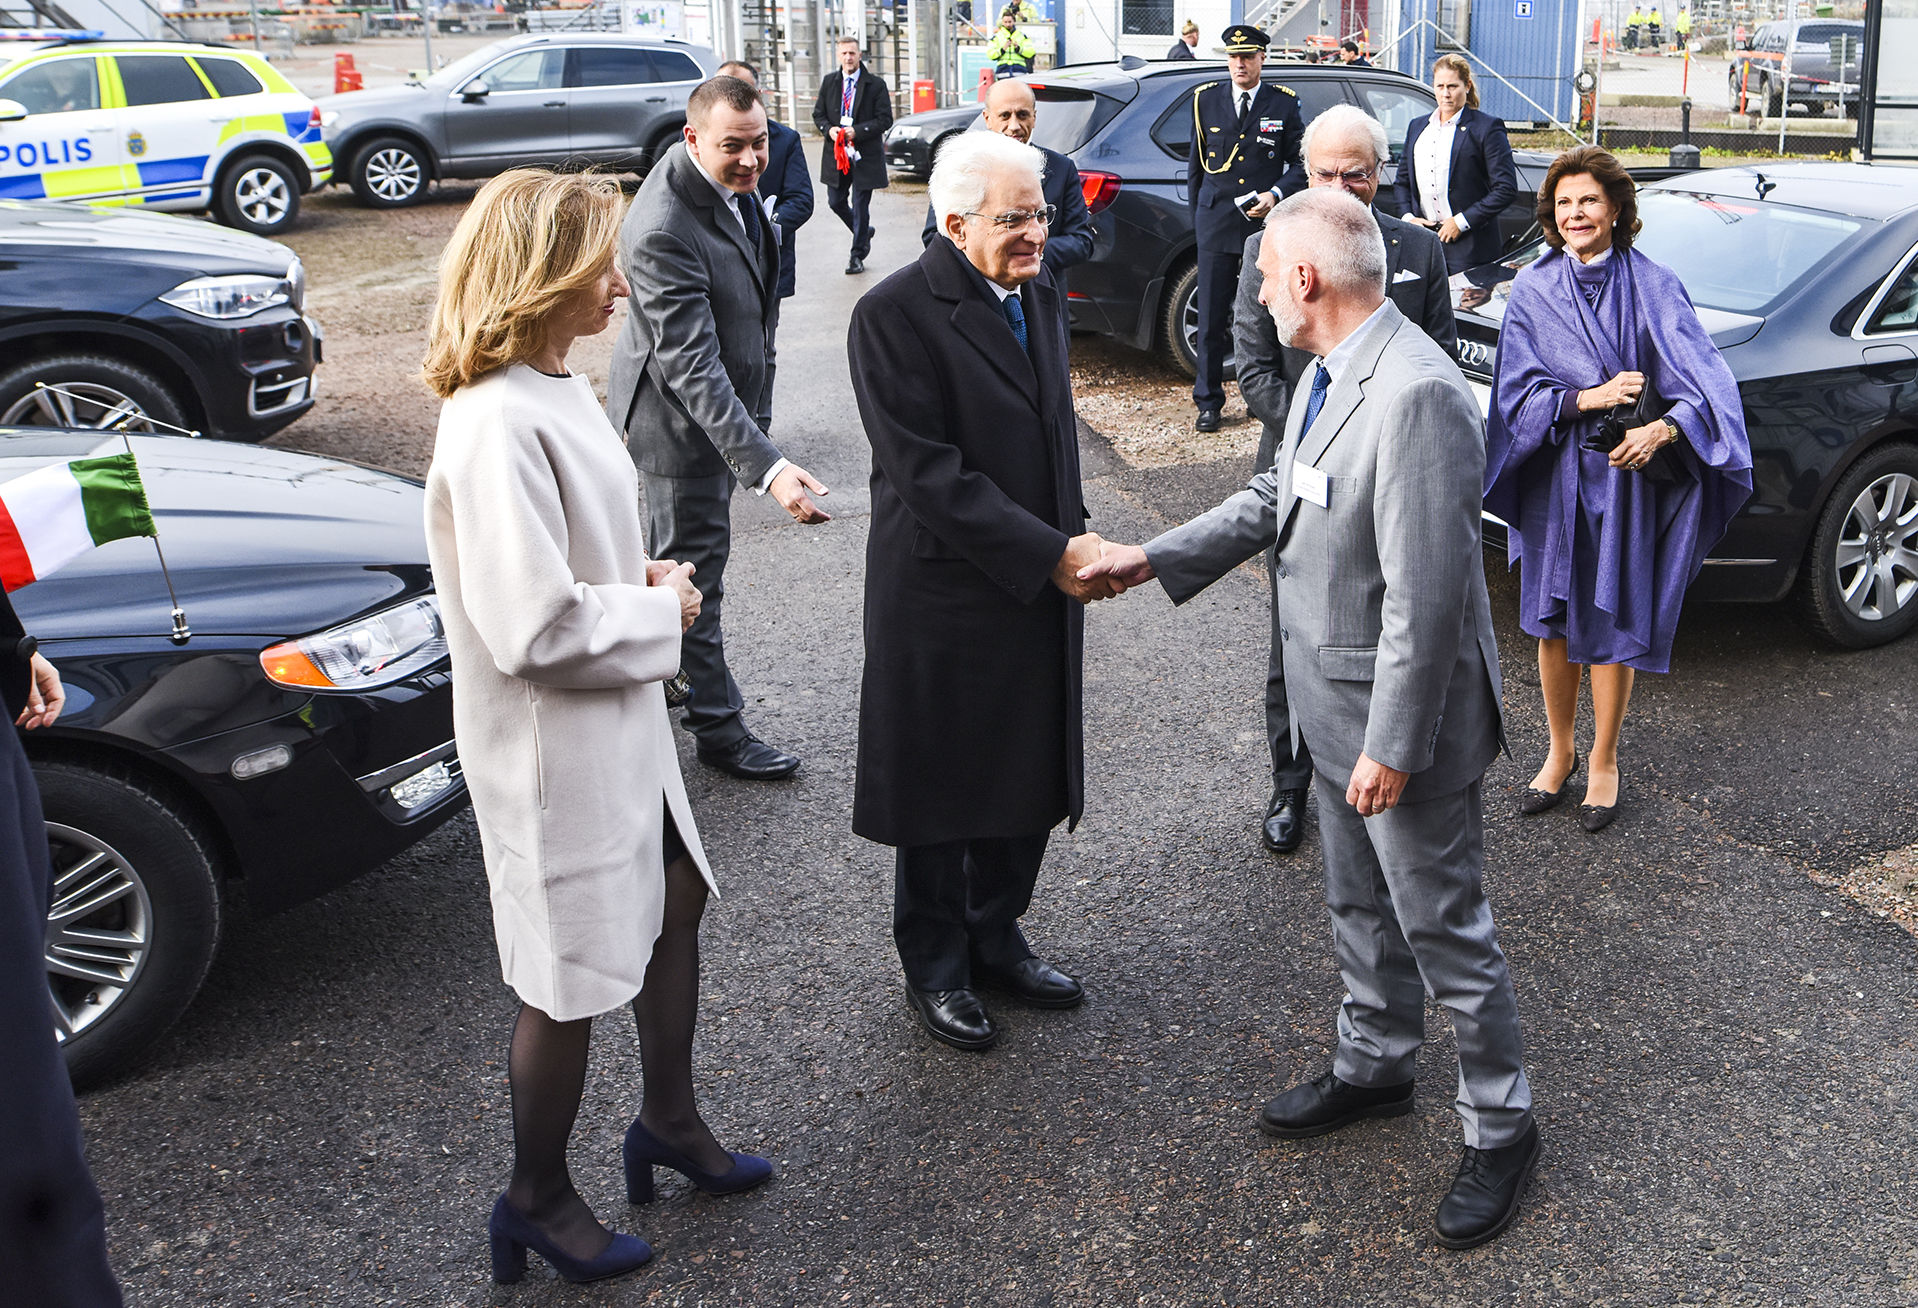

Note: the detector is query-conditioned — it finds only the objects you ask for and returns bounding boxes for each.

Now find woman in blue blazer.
[1397,53,1517,274]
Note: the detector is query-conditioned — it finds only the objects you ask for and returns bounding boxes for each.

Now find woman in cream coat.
[423,169,771,1287]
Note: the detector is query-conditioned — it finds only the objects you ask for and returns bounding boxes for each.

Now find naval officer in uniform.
[1187,24,1304,433]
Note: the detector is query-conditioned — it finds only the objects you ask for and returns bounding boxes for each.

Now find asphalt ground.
[77,185,1918,1307]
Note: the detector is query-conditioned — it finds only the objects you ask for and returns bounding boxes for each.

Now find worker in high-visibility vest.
[1002,0,1040,21]
[1647,5,1663,48]
[1625,6,1643,50]
[1674,5,1692,50]
[986,10,1037,76]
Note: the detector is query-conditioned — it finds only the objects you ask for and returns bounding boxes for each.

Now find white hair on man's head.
[1264,187,1386,295]
[1300,103,1390,170]
[928,131,1047,236]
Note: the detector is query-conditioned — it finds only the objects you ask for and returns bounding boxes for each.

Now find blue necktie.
[1301,363,1331,434]
[737,191,761,250]
[1003,292,1029,354]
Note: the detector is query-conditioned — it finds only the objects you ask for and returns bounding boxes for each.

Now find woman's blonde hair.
[1432,53,1481,110]
[422,168,624,398]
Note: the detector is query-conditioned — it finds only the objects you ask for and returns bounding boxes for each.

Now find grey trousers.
[640,469,748,748]
[1257,419,1313,790]
[1314,772,1534,1148]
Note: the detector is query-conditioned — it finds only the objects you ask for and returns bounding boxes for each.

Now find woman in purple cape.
[1485,146,1752,832]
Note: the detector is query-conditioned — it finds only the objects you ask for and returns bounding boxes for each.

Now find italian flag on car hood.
[0,452,156,591]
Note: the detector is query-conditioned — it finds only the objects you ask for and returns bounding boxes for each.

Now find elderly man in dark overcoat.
[847,130,1114,1053]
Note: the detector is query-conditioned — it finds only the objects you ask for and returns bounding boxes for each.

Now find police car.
[0,33,332,235]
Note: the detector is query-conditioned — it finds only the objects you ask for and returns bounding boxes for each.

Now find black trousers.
[1192,244,1243,410]
[640,470,748,749]
[0,731,122,1305]
[825,182,873,259]
[893,833,1049,991]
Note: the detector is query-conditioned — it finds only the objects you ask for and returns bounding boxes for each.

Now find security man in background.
[987,9,1037,76]
[1186,24,1303,433]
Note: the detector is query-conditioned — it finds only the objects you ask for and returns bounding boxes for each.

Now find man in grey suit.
[1084,189,1538,1251]
[607,75,831,779]
[1233,104,1458,857]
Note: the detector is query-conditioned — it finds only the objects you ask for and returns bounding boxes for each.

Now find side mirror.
[460,80,490,102]
[0,99,27,123]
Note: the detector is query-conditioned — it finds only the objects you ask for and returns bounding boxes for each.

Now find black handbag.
[1582,375,1679,484]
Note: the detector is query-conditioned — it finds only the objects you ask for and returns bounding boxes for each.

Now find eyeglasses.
[1310,166,1377,185]
[964,205,1056,230]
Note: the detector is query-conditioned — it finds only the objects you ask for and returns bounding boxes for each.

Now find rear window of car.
[1794,23,1858,45]
[648,49,703,82]
[117,54,211,106]
[0,56,100,114]
[195,56,263,98]
[1028,88,1120,155]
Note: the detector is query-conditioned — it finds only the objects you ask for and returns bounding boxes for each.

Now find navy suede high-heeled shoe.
[487,1194,653,1285]
[622,1119,775,1204]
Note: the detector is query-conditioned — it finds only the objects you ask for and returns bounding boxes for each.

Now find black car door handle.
[644,96,666,103]
[1863,343,1918,385]
[544,100,565,108]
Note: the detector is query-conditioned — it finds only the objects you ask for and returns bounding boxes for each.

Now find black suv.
[1023,58,1447,376]
[0,198,318,441]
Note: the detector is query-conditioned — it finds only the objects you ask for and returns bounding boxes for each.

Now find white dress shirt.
[1413,109,1471,231]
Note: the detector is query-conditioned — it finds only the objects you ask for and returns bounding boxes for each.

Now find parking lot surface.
[79,186,1918,1306]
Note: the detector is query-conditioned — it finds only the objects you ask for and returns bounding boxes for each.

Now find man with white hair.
[847,131,1116,1053]
[1082,188,1539,1250]
[1233,103,1457,857]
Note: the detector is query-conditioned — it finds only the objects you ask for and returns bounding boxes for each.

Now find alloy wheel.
[44,822,153,1045]
[233,165,293,228]
[1,380,154,430]
[1833,471,1918,623]
[365,147,423,202]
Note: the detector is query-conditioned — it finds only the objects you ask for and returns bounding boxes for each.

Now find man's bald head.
[983,78,1038,144]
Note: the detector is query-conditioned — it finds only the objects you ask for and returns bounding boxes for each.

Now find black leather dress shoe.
[973,957,1085,1009]
[695,734,800,780]
[1258,1070,1414,1138]
[1434,1121,1540,1250]
[1195,408,1221,433]
[845,255,865,274]
[1261,788,1307,854]
[903,984,997,1051]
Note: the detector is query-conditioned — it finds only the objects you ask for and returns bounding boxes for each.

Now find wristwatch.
[1658,415,1680,445]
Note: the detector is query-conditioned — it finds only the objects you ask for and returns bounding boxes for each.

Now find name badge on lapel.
[1292,460,1330,508]
[1259,117,1283,134]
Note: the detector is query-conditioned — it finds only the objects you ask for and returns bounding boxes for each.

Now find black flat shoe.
[1258,1070,1414,1138]
[903,984,997,1051]
[695,733,800,780]
[1262,787,1307,853]
[973,956,1084,1009]
[1578,799,1619,832]
[1517,756,1579,815]
[1434,1122,1540,1250]
[1195,408,1221,433]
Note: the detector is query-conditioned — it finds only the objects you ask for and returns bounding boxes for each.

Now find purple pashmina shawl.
[1484,247,1753,672]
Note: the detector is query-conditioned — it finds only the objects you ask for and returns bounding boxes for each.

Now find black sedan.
[0,199,319,443]
[883,101,981,177]
[14,429,466,1086]
[1453,162,1918,649]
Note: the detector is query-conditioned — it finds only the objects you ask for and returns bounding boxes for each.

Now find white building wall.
[1058,0,1235,65]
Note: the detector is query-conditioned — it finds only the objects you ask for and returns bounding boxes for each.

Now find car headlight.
[320,109,340,129]
[158,273,293,320]
[887,123,922,142]
[260,596,447,692]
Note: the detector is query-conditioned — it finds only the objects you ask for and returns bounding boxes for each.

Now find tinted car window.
[1866,254,1918,334]
[117,55,210,106]
[0,57,99,114]
[1633,192,1859,314]
[1357,83,1434,160]
[197,56,263,98]
[648,49,703,82]
[1148,76,1348,162]
[1794,22,1856,44]
[1030,89,1120,154]
[481,49,562,92]
[571,46,654,87]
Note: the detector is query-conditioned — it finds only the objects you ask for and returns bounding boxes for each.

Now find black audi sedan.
[0,199,319,442]
[883,101,981,177]
[1453,162,1918,649]
[13,429,465,1086]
